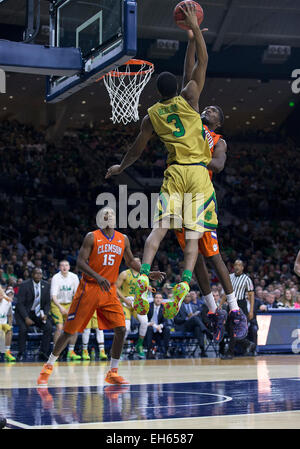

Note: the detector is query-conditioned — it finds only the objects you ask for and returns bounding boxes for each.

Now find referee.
[229,260,254,321]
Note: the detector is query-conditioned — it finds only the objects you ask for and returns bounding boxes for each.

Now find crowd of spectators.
[0,119,299,360]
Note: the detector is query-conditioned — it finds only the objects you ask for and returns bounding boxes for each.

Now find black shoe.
[220,352,234,360]
[17,353,25,362]
[146,349,155,360]
[164,350,172,359]
[245,341,256,356]
[205,330,213,341]
[0,417,7,429]
[208,309,228,343]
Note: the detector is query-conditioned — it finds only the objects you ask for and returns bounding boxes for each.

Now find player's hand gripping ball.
[174,1,204,30]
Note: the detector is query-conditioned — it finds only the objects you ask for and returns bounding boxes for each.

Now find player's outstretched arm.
[207,139,227,174]
[180,3,208,110]
[76,233,111,291]
[105,115,154,179]
[182,30,196,90]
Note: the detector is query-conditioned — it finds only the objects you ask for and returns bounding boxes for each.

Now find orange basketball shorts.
[64,279,125,334]
[175,229,219,258]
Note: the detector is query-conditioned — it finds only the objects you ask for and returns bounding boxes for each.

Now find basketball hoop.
[101,59,154,125]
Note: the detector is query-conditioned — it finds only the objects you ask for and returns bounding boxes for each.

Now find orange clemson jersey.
[83,229,125,285]
[204,124,222,180]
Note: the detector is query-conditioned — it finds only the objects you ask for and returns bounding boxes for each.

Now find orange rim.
[96,59,154,81]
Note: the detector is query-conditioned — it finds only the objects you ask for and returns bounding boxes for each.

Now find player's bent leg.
[135,314,147,359]
[134,274,150,315]
[134,226,168,315]
[163,231,201,319]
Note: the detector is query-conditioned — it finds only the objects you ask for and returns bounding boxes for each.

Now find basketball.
[174,1,204,30]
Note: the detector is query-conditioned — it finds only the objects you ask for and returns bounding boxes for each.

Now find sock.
[204,293,217,313]
[136,336,144,347]
[96,329,104,344]
[110,357,119,370]
[226,292,239,311]
[140,263,150,276]
[68,345,75,352]
[98,343,104,352]
[82,328,91,345]
[5,346,10,353]
[182,269,192,284]
[47,353,58,366]
[82,344,88,351]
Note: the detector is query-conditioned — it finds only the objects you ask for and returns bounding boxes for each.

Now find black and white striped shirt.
[229,273,254,300]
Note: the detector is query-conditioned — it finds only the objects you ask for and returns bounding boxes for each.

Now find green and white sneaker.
[133,274,150,315]
[99,349,108,360]
[163,282,190,319]
[67,350,81,361]
[82,349,90,360]
[135,344,145,359]
[4,350,16,362]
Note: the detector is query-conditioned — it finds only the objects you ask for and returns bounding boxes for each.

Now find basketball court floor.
[1,355,300,429]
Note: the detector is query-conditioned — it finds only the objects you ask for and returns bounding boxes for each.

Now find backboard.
[46,0,137,103]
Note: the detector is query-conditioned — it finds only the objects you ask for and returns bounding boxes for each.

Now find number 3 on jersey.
[167,113,185,137]
[103,254,115,266]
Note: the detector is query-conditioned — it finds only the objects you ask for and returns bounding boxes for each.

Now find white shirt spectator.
[50,271,79,304]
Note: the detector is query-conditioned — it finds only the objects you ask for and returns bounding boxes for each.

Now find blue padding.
[0,41,83,76]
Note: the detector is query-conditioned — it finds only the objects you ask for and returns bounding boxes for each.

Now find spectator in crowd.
[0,287,16,361]
[50,260,81,360]
[145,293,171,359]
[259,292,279,311]
[294,293,300,309]
[174,293,210,358]
[190,290,203,309]
[282,289,293,308]
[212,290,222,308]
[15,268,52,361]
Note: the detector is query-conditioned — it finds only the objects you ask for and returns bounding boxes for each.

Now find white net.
[103,59,154,125]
